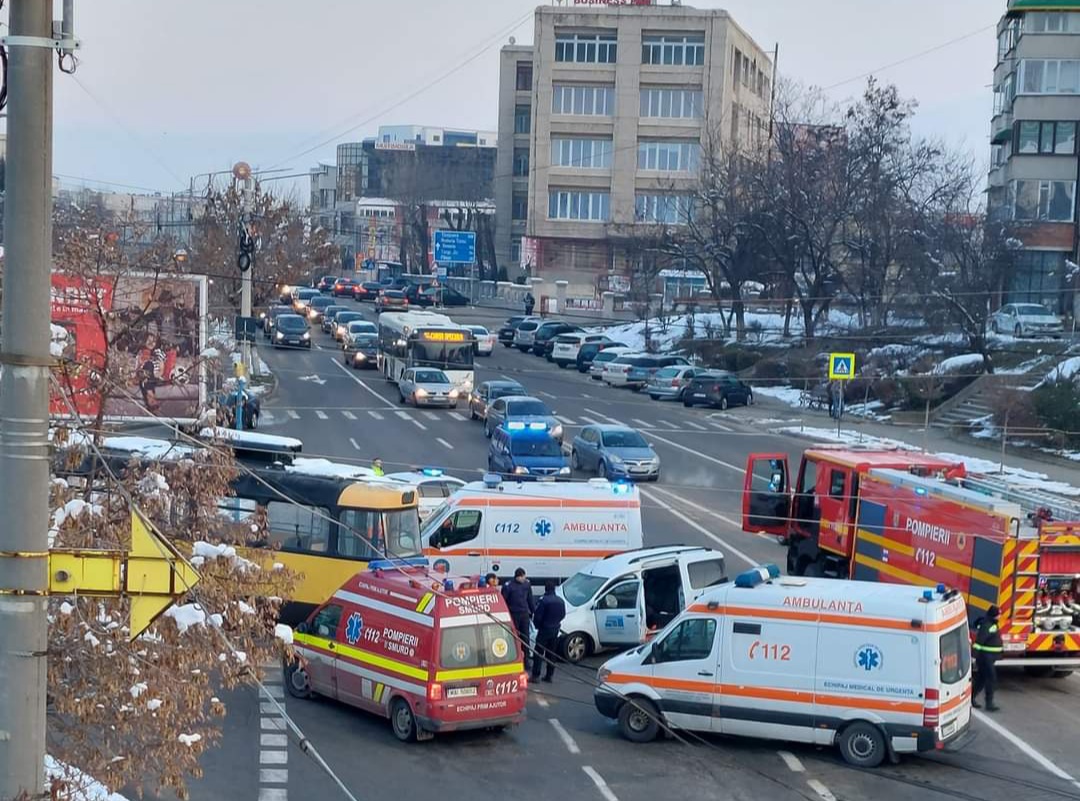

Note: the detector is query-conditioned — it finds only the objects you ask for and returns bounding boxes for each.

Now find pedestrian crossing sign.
[829,353,856,381]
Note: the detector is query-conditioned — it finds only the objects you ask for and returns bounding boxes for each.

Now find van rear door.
[679,552,727,606]
[933,616,972,744]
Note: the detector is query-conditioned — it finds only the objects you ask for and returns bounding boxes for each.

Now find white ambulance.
[594,566,972,767]
[421,475,643,583]
[556,546,728,663]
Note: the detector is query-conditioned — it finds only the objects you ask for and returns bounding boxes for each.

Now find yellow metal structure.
[48,511,201,640]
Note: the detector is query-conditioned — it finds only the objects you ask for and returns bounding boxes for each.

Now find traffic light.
[237,218,256,273]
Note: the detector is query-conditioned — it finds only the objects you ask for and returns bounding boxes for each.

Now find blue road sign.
[433,230,476,265]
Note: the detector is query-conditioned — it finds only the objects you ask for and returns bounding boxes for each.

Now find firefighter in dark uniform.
[972,605,1003,711]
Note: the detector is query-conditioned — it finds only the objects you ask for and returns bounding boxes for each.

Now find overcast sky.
[48,0,1000,199]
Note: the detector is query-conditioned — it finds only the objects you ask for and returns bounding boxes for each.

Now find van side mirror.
[296,622,310,635]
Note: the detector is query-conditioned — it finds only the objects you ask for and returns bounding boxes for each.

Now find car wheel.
[557,362,566,369]
[571,449,581,470]
[560,632,592,663]
[648,394,659,401]
[838,722,886,768]
[598,460,608,479]
[469,405,478,421]
[284,660,312,700]
[618,698,660,744]
[683,397,693,408]
[1014,324,1023,338]
[484,421,493,438]
[719,396,729,411]
[391,697,419,743]
[747,392,754,406]
[399,390,407,405]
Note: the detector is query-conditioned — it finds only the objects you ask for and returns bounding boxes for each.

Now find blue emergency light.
[421,467,444,477]
[369,556,430,571]
[734,564,781,588]
[937,583,946,594]
[922,590,934,601]
[915,486,928,496]
[443,579,455,592]
[612,480,632,495]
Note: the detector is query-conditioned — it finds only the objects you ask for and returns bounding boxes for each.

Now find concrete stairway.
[932,366,1048,430]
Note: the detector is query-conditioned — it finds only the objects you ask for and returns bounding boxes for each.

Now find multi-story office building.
[495,2,773,295]
[989,0,1080,313]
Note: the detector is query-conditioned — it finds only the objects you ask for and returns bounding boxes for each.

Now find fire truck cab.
[742,448,1080,673]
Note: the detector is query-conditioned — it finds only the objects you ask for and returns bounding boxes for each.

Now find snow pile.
[164,604,206,634]
[51,324,71,359]
[45,755,130,801]
[1043,356,1080,385]
[177,733,202,747]
[274,623,294,645]
[287,458,374,480]
[129,683,148,700]
[754,386,806,407]
[147,699,163,712]
[932,353,984,376]
[199,428,302,450]
[102,436,198,461]
[191,541,258,573]
[51,499,104,547]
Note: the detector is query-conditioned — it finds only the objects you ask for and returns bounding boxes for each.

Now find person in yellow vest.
[972,605,1003,712]
[372,458,385,477]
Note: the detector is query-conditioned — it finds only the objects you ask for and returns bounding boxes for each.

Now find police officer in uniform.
[972,605,1004,711]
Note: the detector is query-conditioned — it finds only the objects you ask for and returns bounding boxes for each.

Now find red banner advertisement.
[50,272,208,421]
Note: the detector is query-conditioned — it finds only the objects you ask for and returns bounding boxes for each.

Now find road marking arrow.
[298,374,327,385]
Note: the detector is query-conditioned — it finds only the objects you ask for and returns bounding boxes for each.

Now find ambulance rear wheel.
[391,697,418,743]
[618,697,660,743]
[285,661,312,700]
[838,721,886,768]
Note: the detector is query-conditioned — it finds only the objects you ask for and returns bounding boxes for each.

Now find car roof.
[583,424,641,433]
[502,396,549,407]
[484,380,526,389]
[384,471,466,485]
[580,547,718,578]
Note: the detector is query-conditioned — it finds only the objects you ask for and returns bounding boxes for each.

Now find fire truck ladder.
[961,475,1080,525]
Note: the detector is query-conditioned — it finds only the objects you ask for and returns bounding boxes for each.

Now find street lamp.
[173,247,189,266]
[232,162,252,182]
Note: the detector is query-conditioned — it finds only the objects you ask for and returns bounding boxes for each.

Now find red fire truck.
[742,447,1080,675]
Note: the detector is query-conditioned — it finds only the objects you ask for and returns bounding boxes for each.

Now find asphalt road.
[156,300,1080,801]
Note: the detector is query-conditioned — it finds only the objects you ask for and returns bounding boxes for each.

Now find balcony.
[990,110,1014,144]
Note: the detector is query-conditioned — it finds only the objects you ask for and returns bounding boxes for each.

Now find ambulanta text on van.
[556,546,727,663]
[287,559,528,741]
[422,476,644,584]
[595,566,972,767]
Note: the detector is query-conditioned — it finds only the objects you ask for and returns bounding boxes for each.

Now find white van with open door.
[556,546,727,663]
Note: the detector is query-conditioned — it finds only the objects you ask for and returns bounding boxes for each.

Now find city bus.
[377,310,476,393]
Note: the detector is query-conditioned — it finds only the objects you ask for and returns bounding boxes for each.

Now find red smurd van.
[286,558,528,741]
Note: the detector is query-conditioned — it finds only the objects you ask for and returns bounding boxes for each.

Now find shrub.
[990,387,1040,434]
[1032,380,1080,446]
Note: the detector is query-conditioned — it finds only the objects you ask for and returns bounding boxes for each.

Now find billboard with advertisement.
[50,272,208,421]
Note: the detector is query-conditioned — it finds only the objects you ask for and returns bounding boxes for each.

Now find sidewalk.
[746,395,1080,490]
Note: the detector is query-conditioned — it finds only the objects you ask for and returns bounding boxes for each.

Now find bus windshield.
[412,341,474,370]
[339,507,422,559]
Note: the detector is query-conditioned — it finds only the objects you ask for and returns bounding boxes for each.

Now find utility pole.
[0,0,59,796]
[233,162,256,377]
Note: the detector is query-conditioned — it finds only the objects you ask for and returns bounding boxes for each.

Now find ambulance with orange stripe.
[286,558,528,742]
[743,448,1080,675]
[421,475,644,584]
[595,565,973,767]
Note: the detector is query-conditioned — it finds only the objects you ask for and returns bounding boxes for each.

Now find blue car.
[570,424,660,481]
[488,422,570,480]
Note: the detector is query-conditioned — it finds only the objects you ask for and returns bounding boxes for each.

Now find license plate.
[694,393,706,399]
[447,687,477,699]
[1004,642,1026,652]
[941,721,956,739]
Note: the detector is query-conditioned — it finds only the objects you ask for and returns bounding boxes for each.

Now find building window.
[552,138,613,169]
[994,72,1017,115]
[551,84,615,116]
[640,88,704,119]
[512,193,529,221]
[1012,179,1076,222]
[1016,120,1077,155]
[1010,250,1068,312]
[991,139,1012,168]
[1025,12,1080,34]
[733,47,742,86]
[510,237,522,265]
[516,62,533,91]
[642,34,705,66]
[548,190,610,222]
[514,104,532,134]
[513,148,530,177]
[998,19,1021,62]
[555,32,617,64]
[1019,59,1080,94]
[638,141,700,172]
[635,194,692,225]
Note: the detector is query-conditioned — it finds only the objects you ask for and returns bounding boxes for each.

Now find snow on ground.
[932,353,984,375]
[755,386,891,420]
[754,386,805,406]
[1042,356,1080,385]
[45,755,130,801]
[775,426,1080,497]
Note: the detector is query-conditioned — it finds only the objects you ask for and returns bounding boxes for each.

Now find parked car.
[398,368,460,408]
[483,396,563,442]
[332,278,357,297]
[682,372,754,410]
[577,341,627,373]
[417,286,470,307]
[571,424,660,482]
[989,303,1064,338]
[352,281,384,302]
[513,320,542,352]
[624,355,691,390]
[498,316,540,347]
[469,379,528,421]
[375,290,409,314]
[589,346,633,380]
[320,305,350,333]
[647,366,709,401]
[331,311,367,341]
[552,333,613,368]
[343,332,379,370]
[466,325,497,356]
[531,321,582,357]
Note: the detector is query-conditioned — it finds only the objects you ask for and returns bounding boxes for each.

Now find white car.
[383,469,466,522]
[342,320,377,347]
[589,346,633,380]
[989,303,1064,338]
[601,353,648,387]
[466,325,497,356]
[551,333,612,368]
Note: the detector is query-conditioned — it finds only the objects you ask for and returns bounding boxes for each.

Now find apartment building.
[495,2,773,296]
[989,0,1080,314]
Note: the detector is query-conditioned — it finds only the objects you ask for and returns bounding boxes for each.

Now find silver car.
[398,368,461,408]
[647,366,708,401]
[513,320,541,352]
[989,303,1064,338]
[589,347,632,380]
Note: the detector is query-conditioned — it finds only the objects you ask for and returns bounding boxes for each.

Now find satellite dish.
[509,36,516,45]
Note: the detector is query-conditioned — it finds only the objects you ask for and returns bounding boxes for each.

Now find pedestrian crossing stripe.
[828,353,856,381]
